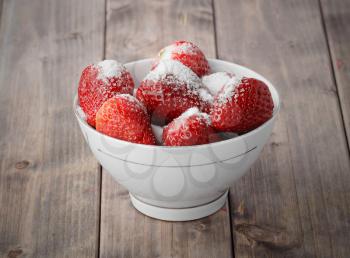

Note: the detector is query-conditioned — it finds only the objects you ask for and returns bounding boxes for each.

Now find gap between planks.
[97,0,108,257]
[211,0,236,256]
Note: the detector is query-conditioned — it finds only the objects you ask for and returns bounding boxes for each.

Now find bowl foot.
[129,191,228,221]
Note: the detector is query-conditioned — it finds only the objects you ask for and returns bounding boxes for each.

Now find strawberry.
[136,59,204,125]
[78,60,134,127]
[162,107,219,146]
[211,77,274,133]
[153,40,210,77]
[96,94,156,145]
[198,87,214,114]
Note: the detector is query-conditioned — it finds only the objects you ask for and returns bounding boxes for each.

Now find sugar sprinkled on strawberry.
[167,107,211,132]
[96,94,156,145]
[159,42,195,59]
[136,60,205,125]
[154,40,210,77]
[211,77,274,133]
[78,60,134,127]
[162,107,218,146]
[217,76,242,104]
[96,60,124,81]
[198,87,214,113]
[146,59,202,91]
[116,93,147,113]
[198,88,214,103]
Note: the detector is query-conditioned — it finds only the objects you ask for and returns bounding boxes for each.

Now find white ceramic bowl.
[74,59,280,221]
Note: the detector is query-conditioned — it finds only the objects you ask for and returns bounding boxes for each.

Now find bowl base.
[129,191,228,221]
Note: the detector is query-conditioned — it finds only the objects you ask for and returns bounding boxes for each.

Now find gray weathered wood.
[0,0,104,257]
[214,0,350,257]
[1,0,349,257]
[100,173,232,258]
[320,0,350,150]
[0,0,3,26]
[100,0,233,257]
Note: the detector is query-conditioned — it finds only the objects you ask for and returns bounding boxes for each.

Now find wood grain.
[320,0,350,150]
[0,0,104,257]
[214,0,350,257]
[100,0,233,257]
[0,0,3,27]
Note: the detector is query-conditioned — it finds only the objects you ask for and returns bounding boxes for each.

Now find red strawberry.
[198,87,214,114]
[96,94,156,145]
[162,107,219,146]
[211,77,274,133]
[78,60,134,127]
[153,40,210,77]
[136,59,204,125]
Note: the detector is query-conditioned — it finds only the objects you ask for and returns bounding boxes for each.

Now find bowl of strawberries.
[74,40,280,221]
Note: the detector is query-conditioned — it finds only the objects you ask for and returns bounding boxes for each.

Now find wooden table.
[1,0,349,257]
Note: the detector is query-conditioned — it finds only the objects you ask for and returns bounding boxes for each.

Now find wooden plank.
[320,0,350,150]
[0,0,104,257]
[214,0,350,257]
[0,0,3,26]
[99,0,233,257]
[100,173,232,258]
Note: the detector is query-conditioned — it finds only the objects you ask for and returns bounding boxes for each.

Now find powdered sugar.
[217,76,242,104]
[198,88,214,103]
[159,45,176,59]
[202,72,235,96]
[178,107,200,120]
[200,112,211,126]
[159,42,196,59]
[118,94,147,114]
[167,107,211,133]
[96,60,125,82]
[145,59,202,90]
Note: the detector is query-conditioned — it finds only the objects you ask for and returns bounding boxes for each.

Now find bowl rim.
[73,58,280,151]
